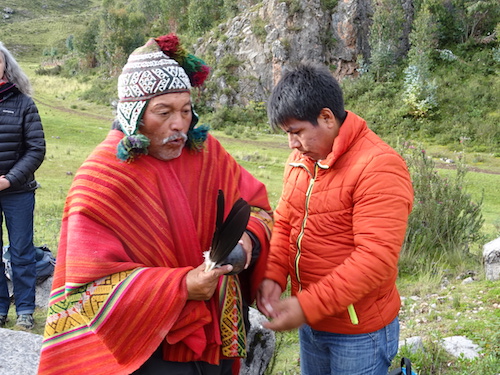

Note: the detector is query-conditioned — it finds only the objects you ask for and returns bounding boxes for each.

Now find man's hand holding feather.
[186,263,233,300]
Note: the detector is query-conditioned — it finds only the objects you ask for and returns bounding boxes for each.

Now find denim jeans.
[299,317,400,375]
[0,191,37,316]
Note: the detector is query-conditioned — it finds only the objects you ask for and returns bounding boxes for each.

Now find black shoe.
[0,314,8,328]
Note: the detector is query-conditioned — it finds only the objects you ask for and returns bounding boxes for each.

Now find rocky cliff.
[194,0,412,108]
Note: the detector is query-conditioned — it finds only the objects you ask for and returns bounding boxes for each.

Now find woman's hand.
[239,231,253,270]
[0,176,10,192]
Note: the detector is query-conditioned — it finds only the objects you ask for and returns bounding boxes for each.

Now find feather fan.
[204,190,251,272]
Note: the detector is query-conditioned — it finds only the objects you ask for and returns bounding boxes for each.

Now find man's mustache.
[162,132,188,144]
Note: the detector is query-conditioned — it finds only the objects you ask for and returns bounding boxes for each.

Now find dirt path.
[34,97,114,123]
[435,162,500,175]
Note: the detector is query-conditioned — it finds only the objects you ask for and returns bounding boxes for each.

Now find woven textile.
[38,129,272,375]
[219,275,246,358]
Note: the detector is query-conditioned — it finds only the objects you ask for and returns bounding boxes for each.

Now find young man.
[38,34,273,375]
[258,62,414,375]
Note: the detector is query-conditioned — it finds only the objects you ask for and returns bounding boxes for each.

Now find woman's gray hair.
[0,41,33,96]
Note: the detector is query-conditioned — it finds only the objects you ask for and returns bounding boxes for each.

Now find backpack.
[388,357,418,375]
[2,245,56,284]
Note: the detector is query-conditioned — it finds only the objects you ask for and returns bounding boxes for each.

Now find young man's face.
[281,108,340,161]
[139,91,192,161]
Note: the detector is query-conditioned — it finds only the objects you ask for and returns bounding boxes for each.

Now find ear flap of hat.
[116,100,148,136]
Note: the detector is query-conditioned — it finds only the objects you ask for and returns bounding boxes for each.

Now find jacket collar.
[289,110,368,169]
[320,111,367,167]
[0,82,16,101]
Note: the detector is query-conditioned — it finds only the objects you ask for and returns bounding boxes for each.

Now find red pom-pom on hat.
[191,65,211,87]
[155,33,180,56]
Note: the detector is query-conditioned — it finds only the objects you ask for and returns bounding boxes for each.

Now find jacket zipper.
[294,163,318,292]
[292,161,359,325]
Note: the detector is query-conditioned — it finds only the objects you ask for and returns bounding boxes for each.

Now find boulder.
[483,237,500,281]
[441,336,482,360]
[399,336,424,353]
[240,307,275,375]
[0,328,43,375]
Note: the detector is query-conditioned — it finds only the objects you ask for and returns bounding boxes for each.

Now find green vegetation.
[399,142,485,271]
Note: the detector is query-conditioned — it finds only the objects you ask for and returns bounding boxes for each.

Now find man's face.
[0,53,6,81]
[139,92,192,161]
[281,109,340,161]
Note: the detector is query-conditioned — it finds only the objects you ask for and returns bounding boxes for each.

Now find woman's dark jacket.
[0,82,45,195]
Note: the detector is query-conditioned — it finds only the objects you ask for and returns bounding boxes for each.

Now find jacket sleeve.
[5,97,46,188]
[236,165,274,302]
[297,153,414,324]
[263,162,294,291]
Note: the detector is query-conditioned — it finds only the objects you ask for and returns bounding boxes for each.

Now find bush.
[205,101,269,134]
[398,141,485,274]
[403,64,438,118]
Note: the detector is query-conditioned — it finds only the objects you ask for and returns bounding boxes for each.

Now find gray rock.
[483,237,500,281]
[399,336,424,353]
[461,276,474,285]
[194,0,415,109]
[441,336,482,359]
[35,276,53,309]
[0,329,43,375]
[240,307,275,375]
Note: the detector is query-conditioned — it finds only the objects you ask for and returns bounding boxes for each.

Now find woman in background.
[0,41,45,330]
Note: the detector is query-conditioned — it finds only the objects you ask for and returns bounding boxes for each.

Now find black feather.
[205,191,251,271]
[210,190,225,252]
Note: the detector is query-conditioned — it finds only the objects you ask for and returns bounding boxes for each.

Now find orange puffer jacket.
[266,111,414,334]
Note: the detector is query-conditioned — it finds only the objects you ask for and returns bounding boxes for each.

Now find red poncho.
[38,130,272,375]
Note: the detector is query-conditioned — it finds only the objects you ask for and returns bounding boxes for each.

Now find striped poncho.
[38,130,273,375]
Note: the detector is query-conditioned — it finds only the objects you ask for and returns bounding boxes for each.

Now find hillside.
[3,0,498,154]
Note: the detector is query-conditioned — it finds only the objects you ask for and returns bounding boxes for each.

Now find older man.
[39,34,272,375]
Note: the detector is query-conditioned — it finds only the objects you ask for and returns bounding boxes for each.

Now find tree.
[403,1,439,117]
[74,17,100,68]
[368,0,407,80]
[427,0,500,44]
[96,0,147,74]
[187,0,224,35]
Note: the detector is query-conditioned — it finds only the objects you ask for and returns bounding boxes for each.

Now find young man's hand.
[262,296,306,331]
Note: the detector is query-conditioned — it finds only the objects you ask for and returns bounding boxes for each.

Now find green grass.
[33,100,110,248]
[0,0,97,61]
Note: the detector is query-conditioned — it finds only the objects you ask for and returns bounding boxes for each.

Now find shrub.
[403,65,438,118]
[205,101,269,134]
[398,141,485,274]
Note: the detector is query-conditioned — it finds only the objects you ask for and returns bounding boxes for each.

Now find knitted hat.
[116,33,210,161]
